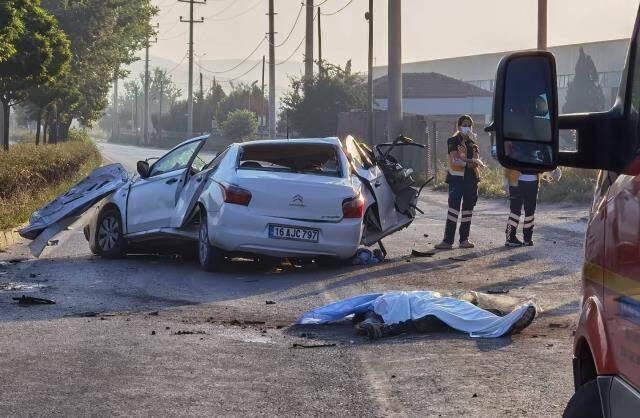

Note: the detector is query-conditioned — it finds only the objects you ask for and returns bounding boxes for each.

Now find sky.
[148,0,639,75]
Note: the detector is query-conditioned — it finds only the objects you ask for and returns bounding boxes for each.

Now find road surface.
[0,141,588,416]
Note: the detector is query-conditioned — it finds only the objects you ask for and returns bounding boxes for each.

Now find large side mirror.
[490,51,559,172]
[136,160,150,178]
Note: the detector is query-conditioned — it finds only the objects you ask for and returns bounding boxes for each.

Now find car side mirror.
[136,160,150,178]
[489,51,559,172]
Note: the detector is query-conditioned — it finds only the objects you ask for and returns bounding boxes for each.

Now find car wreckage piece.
[19,164,129,240]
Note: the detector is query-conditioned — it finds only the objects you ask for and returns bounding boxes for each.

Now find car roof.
[236,137,342,147]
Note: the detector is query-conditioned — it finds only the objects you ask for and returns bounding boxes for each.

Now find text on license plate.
[268,225,319,242]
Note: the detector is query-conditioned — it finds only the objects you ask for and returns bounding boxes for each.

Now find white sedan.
[84,135,426,271]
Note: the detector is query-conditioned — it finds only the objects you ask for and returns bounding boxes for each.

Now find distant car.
[84,135,426,271]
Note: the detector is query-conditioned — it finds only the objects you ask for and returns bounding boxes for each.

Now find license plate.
[268,224,320,243]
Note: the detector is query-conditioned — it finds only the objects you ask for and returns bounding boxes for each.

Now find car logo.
[290,195,304,207]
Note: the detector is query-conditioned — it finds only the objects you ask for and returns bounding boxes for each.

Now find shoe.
[524,240,534,247]
[434,241,453,250]
[505,236,524,247]
[459,240,475,249]
[506,305,537,335]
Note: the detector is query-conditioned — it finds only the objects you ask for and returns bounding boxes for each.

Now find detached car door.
[127,139,204,234]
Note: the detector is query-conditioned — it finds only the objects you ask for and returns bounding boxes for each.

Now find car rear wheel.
[95,207,126,258]
[562,379,603,418]
[198,212,224,272]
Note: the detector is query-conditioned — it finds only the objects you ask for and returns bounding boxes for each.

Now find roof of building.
[373,72,492,99]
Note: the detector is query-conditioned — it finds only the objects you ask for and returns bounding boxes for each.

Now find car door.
[127,139,204,234]
[344,136,413,243]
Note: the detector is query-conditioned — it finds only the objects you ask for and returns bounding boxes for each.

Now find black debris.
[174,330,206,335]
[290,343,336,349]
[47,240,59,246]
[148,311,159,316]
[411,249,435,258]
[486,289,509,294]
[29,273,38,278]
[548,323,569,329]
[265,300,276,305]
[151,330,156,335]
[391,375,396,379]
[13,295,55,305]
[165,326,171,330]
[423,234,429,238]
[449,256,468,262]
[472,393,478,398]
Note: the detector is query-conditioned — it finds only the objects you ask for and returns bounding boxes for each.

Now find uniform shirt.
[447,133,479,181]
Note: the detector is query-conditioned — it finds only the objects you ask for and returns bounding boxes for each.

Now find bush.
[222,109,258,141]
[0,141,101,230]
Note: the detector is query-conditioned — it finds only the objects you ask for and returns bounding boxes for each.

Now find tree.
[0,0,70,150]
[222,109,258,141]
[281,60,366,137]
[0,1,24,63]
[217,81,266,123]
[563,48,606,114]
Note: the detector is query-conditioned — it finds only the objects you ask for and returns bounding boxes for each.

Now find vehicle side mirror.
[137,160,150,178]
[490,51,559,172]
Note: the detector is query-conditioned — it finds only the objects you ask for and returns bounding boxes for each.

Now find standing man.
[435,115,483,250]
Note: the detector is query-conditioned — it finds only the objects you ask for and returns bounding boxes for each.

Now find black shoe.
[506,305,536,335]
[505,236,524,247]
[524,240,534,247]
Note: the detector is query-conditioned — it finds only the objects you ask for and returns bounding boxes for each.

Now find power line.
[321,0,354,16]
[277,34,305,66]
[218,59,262,83]
[268,2,304,47]
[208,0,263,22]
[203,0,236,18]
[167,53,188,75]
[196,37,266,74]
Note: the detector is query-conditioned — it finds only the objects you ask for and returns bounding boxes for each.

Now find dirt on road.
[0,188,586,417]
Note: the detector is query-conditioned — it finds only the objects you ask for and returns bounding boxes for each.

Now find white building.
[373,38,629,112]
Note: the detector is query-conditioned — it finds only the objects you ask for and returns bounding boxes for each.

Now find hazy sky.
[148,0,638,76]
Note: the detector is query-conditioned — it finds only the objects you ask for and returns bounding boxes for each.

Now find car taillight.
[220,183,252,206]
[342,194,364,218]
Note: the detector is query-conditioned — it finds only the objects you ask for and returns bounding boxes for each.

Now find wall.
[374,97,492,118]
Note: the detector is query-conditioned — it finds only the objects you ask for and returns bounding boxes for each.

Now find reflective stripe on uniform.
[447,215,458,223]
[508,219,519,228]
[460,217,472,223]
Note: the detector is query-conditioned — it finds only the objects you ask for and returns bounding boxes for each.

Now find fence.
[337,111,495,183]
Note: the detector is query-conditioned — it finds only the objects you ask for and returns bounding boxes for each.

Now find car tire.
[562,380,603,418]
[94,207,127,259]
[198,212,224,272]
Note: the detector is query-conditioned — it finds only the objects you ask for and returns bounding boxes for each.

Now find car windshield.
[237,143,342,177]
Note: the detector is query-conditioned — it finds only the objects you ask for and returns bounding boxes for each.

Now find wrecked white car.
[24,135,428,271]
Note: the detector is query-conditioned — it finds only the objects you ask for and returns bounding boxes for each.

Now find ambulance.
[489,6,640,417]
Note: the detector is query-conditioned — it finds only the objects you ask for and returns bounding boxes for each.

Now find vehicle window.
[192,148,220,172]
[149,141,202,177]
[204,148,229,172]
[238,143,341,177]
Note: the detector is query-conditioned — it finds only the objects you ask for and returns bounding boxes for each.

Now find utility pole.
[179,0,206,138]
[158,79,164,143]
[304,0,314,81]
[317,7,322,75]
[143,24,158,145]
[268,0,276,138]
[538,0,547,50]
[261,55,266,130]
[387,0,403,141]
[366,0,374,143]
[199,72,204,133]
[112,75,119,141]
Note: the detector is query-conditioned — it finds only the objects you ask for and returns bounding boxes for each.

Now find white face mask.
[460,126,472,135]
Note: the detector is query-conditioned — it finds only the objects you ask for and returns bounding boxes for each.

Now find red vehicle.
[489,6,640,417]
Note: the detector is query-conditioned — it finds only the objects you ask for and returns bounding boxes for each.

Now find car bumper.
[208,204,362,259]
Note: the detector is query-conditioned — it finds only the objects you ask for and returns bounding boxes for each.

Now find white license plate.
[268,224,319,243]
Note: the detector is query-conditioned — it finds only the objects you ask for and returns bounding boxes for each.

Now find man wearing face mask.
[435,115,484,250]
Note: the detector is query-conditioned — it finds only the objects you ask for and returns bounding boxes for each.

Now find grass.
[0,130,101,230]
[433,163,597,203]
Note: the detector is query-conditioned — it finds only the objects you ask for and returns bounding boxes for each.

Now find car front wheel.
[198,212,224,272]
[562,380,603,418]
[95,207,126,258]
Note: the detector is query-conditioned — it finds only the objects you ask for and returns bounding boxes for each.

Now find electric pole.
[158,79,164,143]
[387,0,403,141]
[268,0,276,138]
[112,73,119,141]
[199,72,204,133]
[179,0,206,138]
[143,23,158,145]
[366,0,374,143]
[317,7,322,75]
[261,55,266,130]
[538,0,547,50]
[305,0,314,81]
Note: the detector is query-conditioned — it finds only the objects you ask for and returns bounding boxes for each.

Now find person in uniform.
[504,167,561,246]
[435,115,484,250]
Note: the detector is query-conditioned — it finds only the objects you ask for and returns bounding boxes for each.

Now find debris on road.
[298,291,537,339]
[13,295,56,305]
[486,289,510,294]
[47,239,59,246]
[148,311,159,316]
[290,343,336,349]
[151,331,156,335]
[411,249,436,258]
[265,300,276,305]
[174,330,206,335]
[352,248,384,265]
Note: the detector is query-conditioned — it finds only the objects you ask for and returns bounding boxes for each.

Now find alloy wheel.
[98,215,119,251]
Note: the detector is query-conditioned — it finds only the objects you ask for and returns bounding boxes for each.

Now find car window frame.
[148,140,203,178]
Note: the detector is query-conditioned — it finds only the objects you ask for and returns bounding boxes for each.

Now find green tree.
[217,81,266,123]
[563,48,606,113]
[222,109,258,141]
[281,60,366,137]
[0,1,24,63]
[0,0,70,150]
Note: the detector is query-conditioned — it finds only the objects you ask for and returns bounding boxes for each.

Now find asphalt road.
[0,141,589,416]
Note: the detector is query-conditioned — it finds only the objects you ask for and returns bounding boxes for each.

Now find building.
[373,38,629,112]
[373,72,493,121]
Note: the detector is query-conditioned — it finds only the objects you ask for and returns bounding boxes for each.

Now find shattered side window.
[149,141,201,177]
[238,143,342,177]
